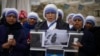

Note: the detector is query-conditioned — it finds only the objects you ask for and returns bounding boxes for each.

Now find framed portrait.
[42,30,69,48]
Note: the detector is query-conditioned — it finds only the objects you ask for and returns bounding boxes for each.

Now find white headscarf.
[5,8,19,21]
[28,12,39,22]
[72,13,85,28]
[66,13,75,23]
[58,9,64,19]
[43,4,58,21]
[85,15,96,26]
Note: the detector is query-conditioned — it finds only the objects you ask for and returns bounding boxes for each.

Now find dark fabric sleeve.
[13,29,28,51]
[79,30,96,56]
[94,28,100,54]
[0,25,7,51]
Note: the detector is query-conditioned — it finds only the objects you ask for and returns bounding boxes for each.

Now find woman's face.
[28,18,37,25]
[6,14,17,25]
[45,12,56,22]
[67,16,73,25]
[73,19,83,29]
[85,22,93,30]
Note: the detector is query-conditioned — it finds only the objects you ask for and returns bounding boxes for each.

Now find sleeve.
[14,29,28,51]
[79,31,96,56]
[0,30,4,51]
[0,26,7,51]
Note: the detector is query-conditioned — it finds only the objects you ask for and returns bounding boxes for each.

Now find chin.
[75,26,80,29]
[8,22,16,25]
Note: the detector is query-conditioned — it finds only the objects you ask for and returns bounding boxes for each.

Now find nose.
[47,13,53,16]
[31,19,35,22]
[10,16,14,19]
[76,20,79,22]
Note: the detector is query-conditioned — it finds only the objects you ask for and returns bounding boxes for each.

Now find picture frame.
[30,30,45,50]
[66,32,83,50]
[42,30,69,48]
[45,49,64,56]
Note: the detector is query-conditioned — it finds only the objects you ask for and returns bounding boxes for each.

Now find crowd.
[0,4,100,56]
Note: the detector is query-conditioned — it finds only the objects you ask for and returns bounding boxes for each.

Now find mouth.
[47,18,53,21]
[75,24,79,25]
[48,18,53,19]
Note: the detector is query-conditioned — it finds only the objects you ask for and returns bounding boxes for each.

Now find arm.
[79,31,96,55]
[13,30,28,51]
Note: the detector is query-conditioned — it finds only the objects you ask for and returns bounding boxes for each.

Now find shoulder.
[0,25,7,34]
[0,24,6,30]
[83,29,93,35]
[83,29,94,38]
[94,26,100,32]
[94,27,100,35]
[35,21,47,28]
[0,24,5,27]
[56,20,69,29]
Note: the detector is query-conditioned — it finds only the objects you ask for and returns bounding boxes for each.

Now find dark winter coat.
[35,20,69,30]
[0,22,28,56]
[70,27,96,56]
[92,27,100,55]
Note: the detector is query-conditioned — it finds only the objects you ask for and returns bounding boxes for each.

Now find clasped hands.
[2,39,16,49]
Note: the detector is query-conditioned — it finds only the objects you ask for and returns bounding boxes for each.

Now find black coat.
[0,22,28,56]
[70,28,96,56]
[93,27,100,55]
[35,20,69,30]
[85,26,100,55]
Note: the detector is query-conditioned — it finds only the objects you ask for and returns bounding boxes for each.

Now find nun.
[70,14,96,56]
[66,13,75,30]
[36,4,68,30]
